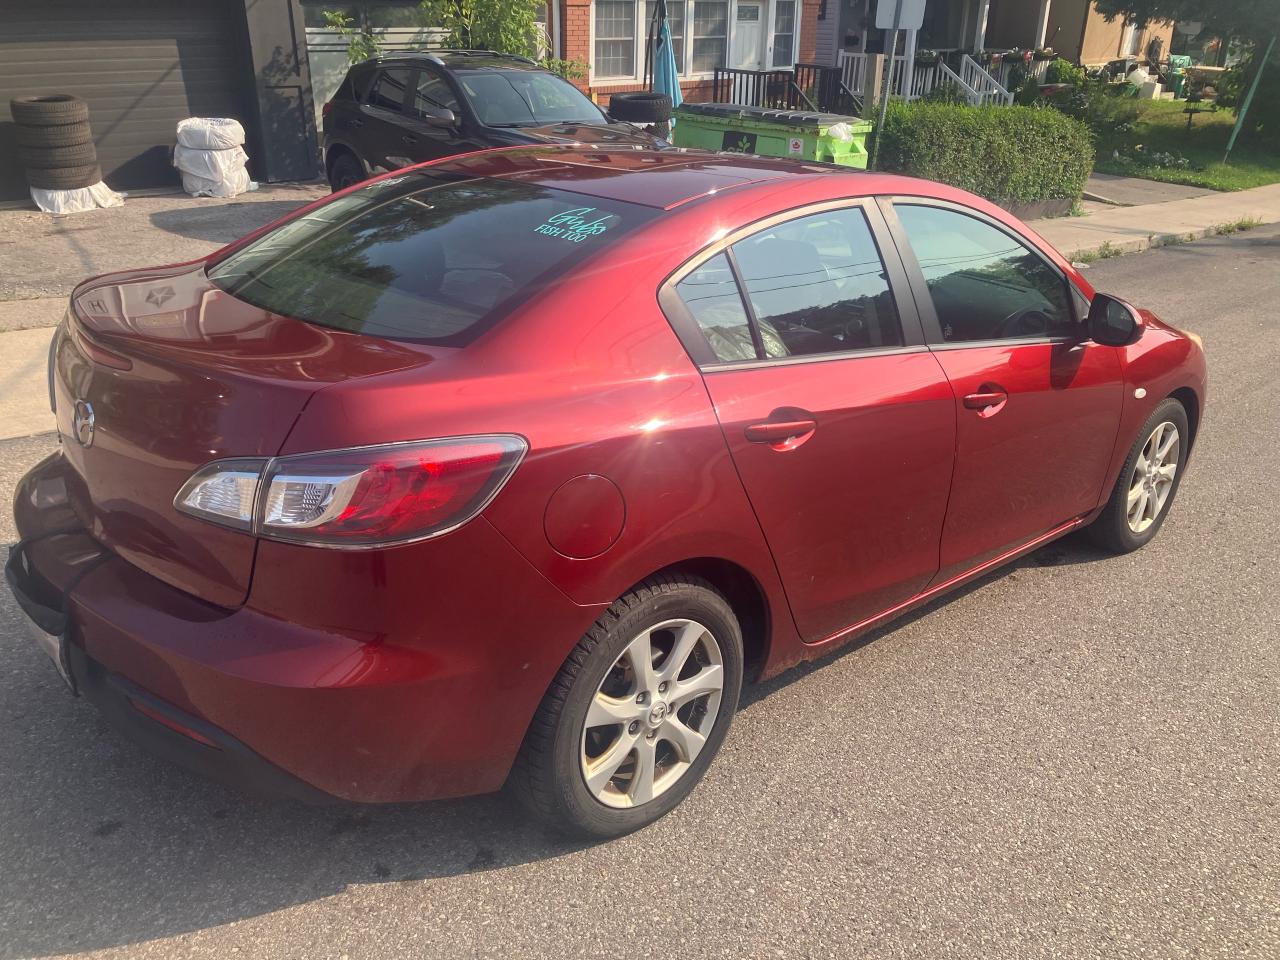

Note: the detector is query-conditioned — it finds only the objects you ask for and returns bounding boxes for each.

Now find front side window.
[731,207,903,358]
[456,70,604,126]
[368,68,411,112]
[595,0,638,78]
[412,69,459,118]
[208,173,656,346]
[895,204,1074,343]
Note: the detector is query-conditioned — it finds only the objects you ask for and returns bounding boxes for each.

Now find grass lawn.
[1094,99,1280,192]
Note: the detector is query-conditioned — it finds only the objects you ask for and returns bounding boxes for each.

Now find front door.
[668,202,955,642]
[401,66,470,163]
[887,200,1125,582]
[731,1,766,69]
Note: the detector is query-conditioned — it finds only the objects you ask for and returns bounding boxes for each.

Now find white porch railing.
[959,54,1013,105]
[839,51,946,101]
[935,60,983,105]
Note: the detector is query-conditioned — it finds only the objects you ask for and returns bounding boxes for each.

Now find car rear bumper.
[10,451,603,804]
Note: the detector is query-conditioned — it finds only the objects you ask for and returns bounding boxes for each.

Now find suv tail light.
[174,436,526,548]
[322,100,333,119]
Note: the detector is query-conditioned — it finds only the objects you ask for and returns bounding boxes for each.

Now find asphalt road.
[1,226,1277,960]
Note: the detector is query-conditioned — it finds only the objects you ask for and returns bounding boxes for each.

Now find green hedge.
[874,101,1094,205]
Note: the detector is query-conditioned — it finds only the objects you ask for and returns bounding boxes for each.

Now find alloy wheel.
[1127,420,1180,534]
[580,618,724,809]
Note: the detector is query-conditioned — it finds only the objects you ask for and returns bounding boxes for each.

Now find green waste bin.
[672,103,872,169]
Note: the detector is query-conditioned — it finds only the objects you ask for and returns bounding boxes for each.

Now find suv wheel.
[328,152,365,192]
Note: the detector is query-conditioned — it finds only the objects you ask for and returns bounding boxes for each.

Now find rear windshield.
[207,172,655,345]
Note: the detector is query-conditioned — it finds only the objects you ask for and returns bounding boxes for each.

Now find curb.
[1066,218,1270,266]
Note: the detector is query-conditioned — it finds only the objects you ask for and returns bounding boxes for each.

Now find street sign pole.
[869,2,903,170]
[1224,34,1276,164]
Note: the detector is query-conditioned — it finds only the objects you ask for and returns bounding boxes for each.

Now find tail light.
[174,436,526,548]
[322,101,333,119]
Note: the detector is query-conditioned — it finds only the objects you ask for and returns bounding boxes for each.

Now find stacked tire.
[10,95,101,192]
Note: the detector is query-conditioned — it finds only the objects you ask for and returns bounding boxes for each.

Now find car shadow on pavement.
[148,202,311,244]
[0,600,589,958]
[0,532,1109,958]
[742,530,1112,710]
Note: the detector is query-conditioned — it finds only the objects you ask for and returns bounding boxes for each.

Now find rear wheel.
[510,575,743,839]
[328,151,365,192]
[1088,397,1190,553]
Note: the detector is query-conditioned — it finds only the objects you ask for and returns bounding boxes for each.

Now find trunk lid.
[55,264,439,608]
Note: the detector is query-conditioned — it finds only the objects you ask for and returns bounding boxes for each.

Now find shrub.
[873,100,1094,204]
[1044,57,1087,87]
[1015,75,1042,106]
[1218,50,1280,143]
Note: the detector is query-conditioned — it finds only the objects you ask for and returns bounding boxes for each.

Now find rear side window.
[732,208,902,357]
[368,68,411,111]
[894,204,1074,342]
[207,173,657,345]
[673,206,902,363]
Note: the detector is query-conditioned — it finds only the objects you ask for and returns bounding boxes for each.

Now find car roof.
[364,50,542,72]
[430,145,934,211]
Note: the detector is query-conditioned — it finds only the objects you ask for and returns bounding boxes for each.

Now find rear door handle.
[401,134,417,144]
[744,418,818,445]
[962,389,1008,410]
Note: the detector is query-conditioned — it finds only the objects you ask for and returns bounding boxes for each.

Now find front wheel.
[1088,397,1190,553]
[509,575,743,839]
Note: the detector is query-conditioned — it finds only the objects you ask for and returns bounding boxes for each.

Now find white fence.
[838,49,1032,105]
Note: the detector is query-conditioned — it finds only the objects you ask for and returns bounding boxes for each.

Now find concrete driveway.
[0,226,1276,959]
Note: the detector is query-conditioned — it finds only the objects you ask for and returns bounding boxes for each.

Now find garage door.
[0,0,251,201]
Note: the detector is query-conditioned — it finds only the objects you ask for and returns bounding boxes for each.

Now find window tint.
[895,204,1074,342]
[676,253,756,362]
[368,68,411,111]
[412,69,459,117]
[456,70,603,126]
[207,173,656,346]
[731,207,902,358]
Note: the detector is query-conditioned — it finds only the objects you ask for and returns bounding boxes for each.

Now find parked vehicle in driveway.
[8,146,1206,839]
[321,49,667,191]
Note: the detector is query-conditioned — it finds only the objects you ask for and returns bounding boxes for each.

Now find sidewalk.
[1030,181,1280,262]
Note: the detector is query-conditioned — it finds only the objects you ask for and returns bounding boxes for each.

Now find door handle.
[401,134,417,144]
[962,386,1009,413]
[350,118,364,128]
[744,418,818,445]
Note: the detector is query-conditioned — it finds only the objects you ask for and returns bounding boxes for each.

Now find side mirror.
[420,107,456,128]
[1087,293,1143,347]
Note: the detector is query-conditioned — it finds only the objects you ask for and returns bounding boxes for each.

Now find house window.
[645,0,686,66]
[591,0,790,82]
[595,0,638,79]
[772,0,795,67]
[692,1,729,73]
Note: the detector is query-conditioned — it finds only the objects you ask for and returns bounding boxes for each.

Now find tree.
[323,10,383,65]
[418,0,544,56]
[1091,1,1280,44]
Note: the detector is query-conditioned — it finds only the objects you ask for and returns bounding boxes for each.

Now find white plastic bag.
[173,144,248,182]
[30,181,126,214]
[180,167,256,199]
[176,117,245,151]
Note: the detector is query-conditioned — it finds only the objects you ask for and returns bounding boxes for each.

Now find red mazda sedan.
[9,146,1206,838]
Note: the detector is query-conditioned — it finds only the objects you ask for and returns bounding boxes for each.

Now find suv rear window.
[207,172,656,345]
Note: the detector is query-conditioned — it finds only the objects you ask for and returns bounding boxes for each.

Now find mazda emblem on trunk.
[72,400,95,447]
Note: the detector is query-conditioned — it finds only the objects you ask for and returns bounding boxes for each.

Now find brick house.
[550,0,823,107]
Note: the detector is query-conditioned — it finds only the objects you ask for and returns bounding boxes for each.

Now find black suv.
[321,50,667,191]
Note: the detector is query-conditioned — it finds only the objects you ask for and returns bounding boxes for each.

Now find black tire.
[25,163,102,191]
[1088,397,1191,554]
[10,95,90,127]
[18,142,97,169]
[607,92,672,124]
[15,121,94,149]
[509,574,744,840]
[328,151,366,192]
